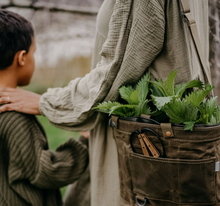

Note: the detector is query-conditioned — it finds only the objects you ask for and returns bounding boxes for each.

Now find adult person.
[0,1,211,205]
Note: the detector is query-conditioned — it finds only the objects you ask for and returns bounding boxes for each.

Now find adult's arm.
[0,0,166,129]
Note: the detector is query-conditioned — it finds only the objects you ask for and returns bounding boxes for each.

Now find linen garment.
[39,0,211,206]
[63,136,90,206]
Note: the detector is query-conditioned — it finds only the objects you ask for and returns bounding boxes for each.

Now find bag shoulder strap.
[179,0,213,87]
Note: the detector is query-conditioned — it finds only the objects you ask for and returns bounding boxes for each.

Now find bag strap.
[179,0,213,88]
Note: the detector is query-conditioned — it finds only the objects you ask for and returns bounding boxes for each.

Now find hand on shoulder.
[0,87,41,115]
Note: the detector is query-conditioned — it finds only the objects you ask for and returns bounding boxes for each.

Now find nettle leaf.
[209,115,217,125]
[135,100,151,116]
[213,103,220,124]
[206,97,218,116]
[197,105,209,124]
[151,95,177,110]
[185,84,214,107]
[130,89,139,104]
[93,101,121,113]
[137,73,150,102]
[163,99,198,124]
[109,104,137,117]
[150,80,166,96]
[164,70,178,96]
[183,121,196,131]
[151,70,178,97]
[185,79,204,89]
[174,83,187,97]
[197,115,209,125]
[119,85,139,105]
[119,86,134,104]
[150,84,164,97]
[199,97,217,122]
[175,80,204,97]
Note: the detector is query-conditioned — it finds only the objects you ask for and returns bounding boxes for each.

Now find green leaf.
[136,73,150,102]
[183,121,196,131]
[150,80,166,96]
[150,84,164,97]
[130,90,139,104]
[119,85,139,105]
[151,70,178,97]
[199,97,217,122]
[213,103,220,124]
[185,79,204,89]
[109,104,137,117]
[135,100,151,116]
[151,95,177,110]
[174,83,187,97]
[204,97,218,116]
[175,80,203,97]
[164,70,178,96]
[209,115,217,125]
[163,99,199,124]
[119,86,134,104]
[93,101,121,113]
[197,113,209,124]
[185,84,214,107]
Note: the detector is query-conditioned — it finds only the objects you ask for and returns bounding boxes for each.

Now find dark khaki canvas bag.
[110,0,219,205]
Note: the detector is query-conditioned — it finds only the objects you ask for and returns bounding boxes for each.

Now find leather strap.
[161,123,174,138]
[180,0,190,13]
[179,0,213,93]
[111,115,119,128]
[141,114,151,119]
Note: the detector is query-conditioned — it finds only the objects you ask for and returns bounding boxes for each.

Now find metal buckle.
[135,196,147,206]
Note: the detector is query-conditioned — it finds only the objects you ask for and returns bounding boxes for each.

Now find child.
[0,9,88,206]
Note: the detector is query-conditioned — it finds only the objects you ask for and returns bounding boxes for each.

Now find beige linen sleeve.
[39,0,165,129]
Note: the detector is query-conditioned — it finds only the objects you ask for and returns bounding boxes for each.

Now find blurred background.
[1,0,103,92]
[1,0,220,197]
[209,0,220,102]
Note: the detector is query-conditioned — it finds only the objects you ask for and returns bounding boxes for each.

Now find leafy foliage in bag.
[93,73,151,117]
[93,70,220,131]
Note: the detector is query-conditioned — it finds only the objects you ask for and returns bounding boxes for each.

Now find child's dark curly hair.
[0,9,34,69]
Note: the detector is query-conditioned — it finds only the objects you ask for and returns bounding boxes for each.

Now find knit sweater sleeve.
[39,0,165,130]
[3,112,88,189]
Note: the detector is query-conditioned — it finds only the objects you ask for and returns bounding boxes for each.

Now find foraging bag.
[110,0,218,205]
[111,116,220,206]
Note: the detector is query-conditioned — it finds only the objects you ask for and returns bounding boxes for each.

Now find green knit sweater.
[0,111,88,206]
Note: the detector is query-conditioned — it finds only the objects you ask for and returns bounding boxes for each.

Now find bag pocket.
[130,153,216,205]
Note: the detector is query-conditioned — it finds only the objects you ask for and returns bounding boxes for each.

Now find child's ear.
[17,50,26,66]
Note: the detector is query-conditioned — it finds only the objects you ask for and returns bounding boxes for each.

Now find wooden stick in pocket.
[142,133,160,158]
[137,134,150,156]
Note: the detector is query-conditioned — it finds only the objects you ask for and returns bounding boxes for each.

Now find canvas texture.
[111,115,220,206]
